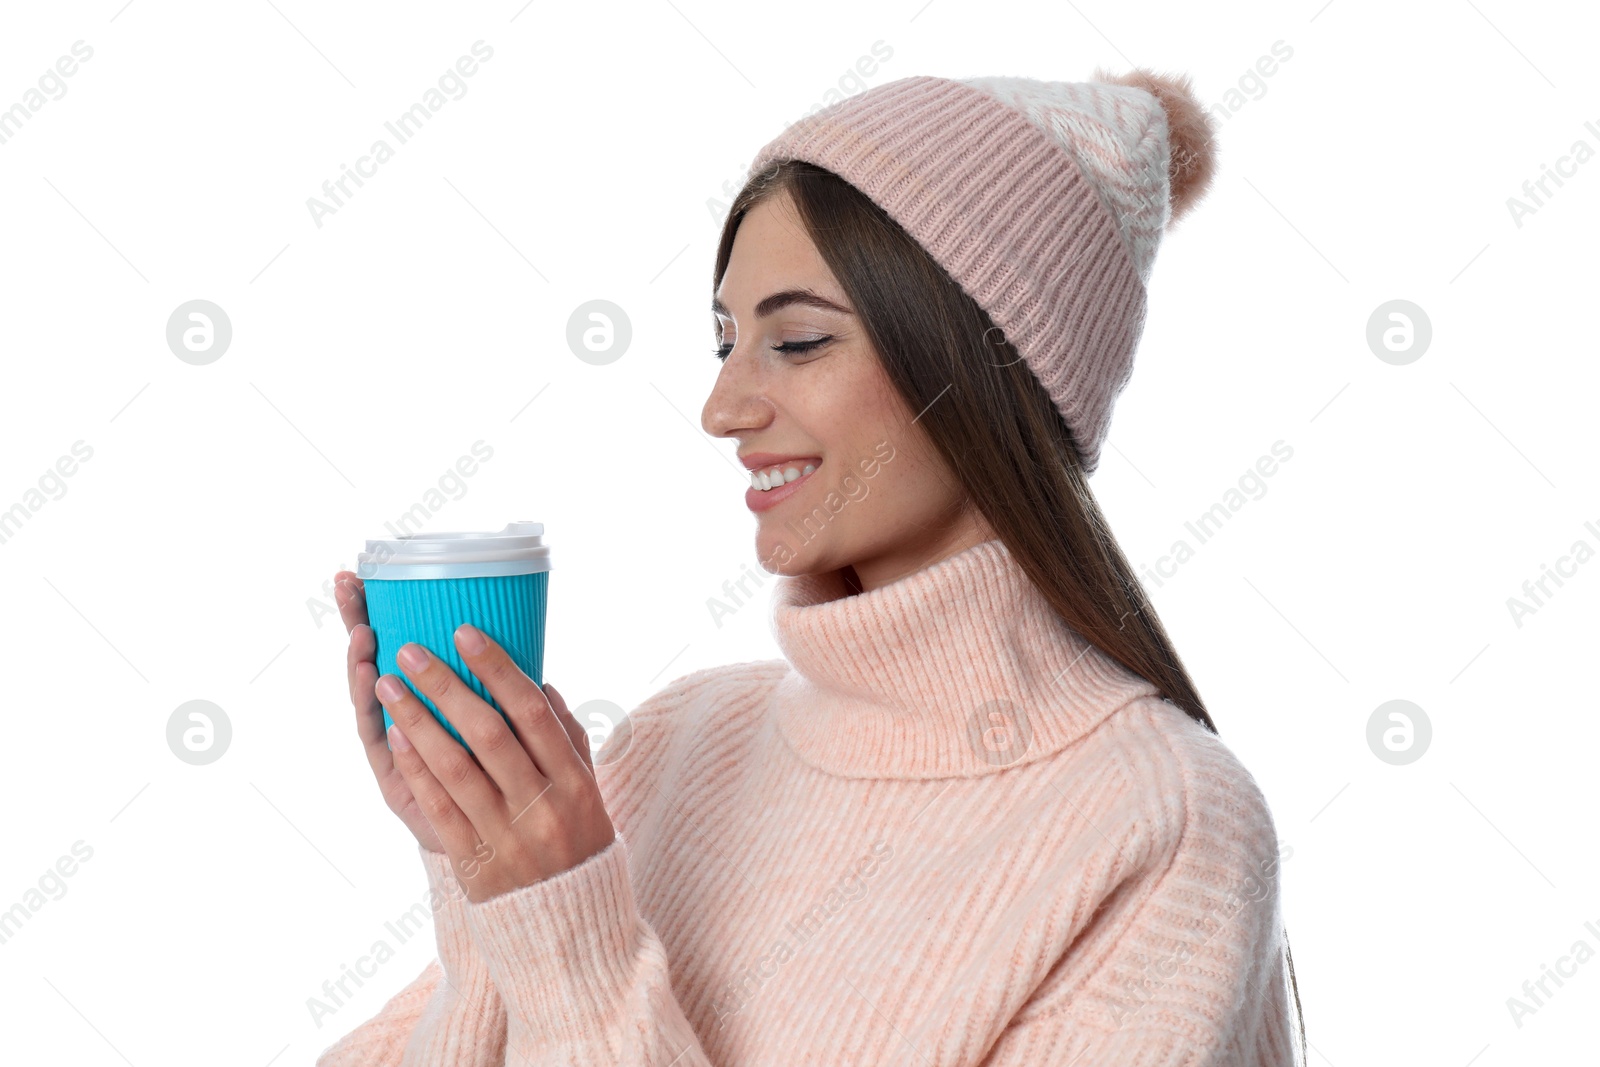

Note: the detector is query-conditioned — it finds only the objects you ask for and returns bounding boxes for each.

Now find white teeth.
[750,462,819,491]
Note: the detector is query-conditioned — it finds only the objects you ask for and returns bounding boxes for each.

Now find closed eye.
[713,336,833,362]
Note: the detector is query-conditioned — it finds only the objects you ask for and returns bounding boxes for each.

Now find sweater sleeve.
[979,716,1303,1066]
[315,844,508,1066]
[461,829,708,1066]
[976,932,1302,1066]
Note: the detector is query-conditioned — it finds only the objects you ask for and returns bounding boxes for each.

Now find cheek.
[843,394,959,512]
[785,355,895,449]
[834,357,907,435]
[795,351,960,508]
[882,436,960,511]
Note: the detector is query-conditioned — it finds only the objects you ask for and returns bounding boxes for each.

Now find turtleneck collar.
[767,537,1161,779]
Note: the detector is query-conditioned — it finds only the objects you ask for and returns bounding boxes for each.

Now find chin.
[755,526,827,577]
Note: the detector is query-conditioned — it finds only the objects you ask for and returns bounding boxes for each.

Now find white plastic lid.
[356,521,552,580]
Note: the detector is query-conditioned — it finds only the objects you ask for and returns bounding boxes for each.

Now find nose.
[701,345,774,440]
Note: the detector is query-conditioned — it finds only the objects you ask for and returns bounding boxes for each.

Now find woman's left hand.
[374,623,614,904]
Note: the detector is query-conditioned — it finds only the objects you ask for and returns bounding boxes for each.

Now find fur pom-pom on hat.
[1092,66,1219,226]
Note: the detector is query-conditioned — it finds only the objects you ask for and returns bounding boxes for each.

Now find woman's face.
[701,186,994,591]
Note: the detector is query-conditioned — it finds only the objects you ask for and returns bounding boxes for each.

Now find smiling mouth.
[749,460,819,492]
[743,458,823,513]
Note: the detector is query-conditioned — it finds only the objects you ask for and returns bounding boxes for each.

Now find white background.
[0,1,1595,1063]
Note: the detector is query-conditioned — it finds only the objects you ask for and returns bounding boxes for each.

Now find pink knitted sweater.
[316,538,1300,1065]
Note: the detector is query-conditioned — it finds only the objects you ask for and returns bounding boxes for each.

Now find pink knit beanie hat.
[747,70,1219,477]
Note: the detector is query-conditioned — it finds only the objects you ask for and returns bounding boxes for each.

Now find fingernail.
[388,723,412,751]
[455,623,486,655]
[376,675,407,703]
[397,643,428,672]
[334,580,352,606]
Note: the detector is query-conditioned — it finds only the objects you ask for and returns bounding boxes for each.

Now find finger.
[386,722,481,856]
[352,655,399,778]
[453,624,588,789]
[542,682,594,773]
[379,655,520,826]
[395,640,547,803]
[333,571,369,635]
[345,622,376,710]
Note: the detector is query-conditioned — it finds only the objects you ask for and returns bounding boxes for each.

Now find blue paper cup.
[355,521,551,754]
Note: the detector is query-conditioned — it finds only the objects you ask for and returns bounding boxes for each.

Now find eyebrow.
[711,288,855,320]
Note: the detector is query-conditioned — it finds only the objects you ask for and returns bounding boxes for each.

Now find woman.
[320,69,1305,1065]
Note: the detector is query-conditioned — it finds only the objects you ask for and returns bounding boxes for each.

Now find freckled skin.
[701,188,996,592]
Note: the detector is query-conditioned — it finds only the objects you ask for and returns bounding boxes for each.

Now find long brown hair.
[714,158,1305,1053]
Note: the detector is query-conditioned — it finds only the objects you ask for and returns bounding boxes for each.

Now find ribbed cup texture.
[363,572,548,751]
[749,75,1149,477]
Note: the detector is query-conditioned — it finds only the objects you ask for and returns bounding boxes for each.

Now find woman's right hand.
[334,571,446,854]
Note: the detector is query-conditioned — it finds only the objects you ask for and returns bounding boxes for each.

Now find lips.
[739,453,823,473]
[741,455,823,514]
